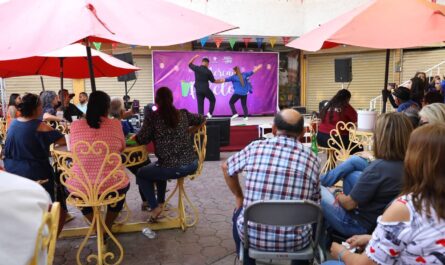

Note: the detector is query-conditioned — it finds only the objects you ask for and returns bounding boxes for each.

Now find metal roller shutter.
[85,55,153,106]
[5,75,73,97]
[401,48,445,82]
[306,51,394,112]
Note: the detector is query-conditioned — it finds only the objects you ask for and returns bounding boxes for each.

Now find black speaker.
[114,53,137,82]
[291,106,307,114]
[205,125,220,161]
[205,118,231,146]
[334,58,352,82]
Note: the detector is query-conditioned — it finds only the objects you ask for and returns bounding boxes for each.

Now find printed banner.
[152,51,278,115]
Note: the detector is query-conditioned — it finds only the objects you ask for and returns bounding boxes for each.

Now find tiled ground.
[54,151,327,265]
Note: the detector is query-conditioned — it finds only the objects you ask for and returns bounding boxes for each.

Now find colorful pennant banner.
[214,37,223,48]
[229,38,236,49]
[256,37,264,48]
[200,36,210,47]
[242,37,251,48]
[269,37,277,48]
[93,42,102,51]
[282,36,291,45]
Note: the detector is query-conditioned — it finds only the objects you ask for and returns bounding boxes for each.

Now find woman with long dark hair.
[6,93,21,129]
[317,89,357,148]
[222,65,262,121]
[136,87,205,222]
[68,91,129,231]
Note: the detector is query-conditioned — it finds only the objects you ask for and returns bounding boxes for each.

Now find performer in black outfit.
[188,55,224,118]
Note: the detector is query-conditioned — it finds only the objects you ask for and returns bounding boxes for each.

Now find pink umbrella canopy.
[287,0,445,51]
[0,0,237,60]
[0,43,140,78]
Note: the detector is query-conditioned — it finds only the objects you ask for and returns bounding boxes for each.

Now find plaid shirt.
[227,135,320,252]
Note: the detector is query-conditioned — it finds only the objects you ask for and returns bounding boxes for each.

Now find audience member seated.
[68,91,130,231]
[135,87,205,222]
[76,92,88,114]
[222,109,320,265]
[419,102,445,126]
[110,96,151,211]
[110,97,135,137]
[321,113,413,241]
[3,93,67,229]
[40,91,64,122]
[58,89,83,122]
[6,93,21,129]
[391,86,419,112]
[0,170,52,265]
[317,89,357,148]
[423,91,444,106]
[323,123,445,265]
[407,76,426,106]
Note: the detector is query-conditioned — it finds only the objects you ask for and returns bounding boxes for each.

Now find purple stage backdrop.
[152,51,278,116]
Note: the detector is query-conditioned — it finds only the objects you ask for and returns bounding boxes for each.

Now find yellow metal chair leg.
[321,148,337,174]
[76,206,124,265]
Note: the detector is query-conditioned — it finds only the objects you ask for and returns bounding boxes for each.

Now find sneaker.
[243,117,249,121]
[206,112,212,119]
[231,114,239,120]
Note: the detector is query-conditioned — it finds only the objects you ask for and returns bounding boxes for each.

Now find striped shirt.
[227,135,320,252]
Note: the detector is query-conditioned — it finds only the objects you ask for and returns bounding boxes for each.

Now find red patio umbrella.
[287,0,445,112]
[0,43,139,79]
[287,0,445,51]
[0,0,236,91]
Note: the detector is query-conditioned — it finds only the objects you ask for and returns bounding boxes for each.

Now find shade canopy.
[0,0,236,60]
[287,0,445,51]
[0,43,139,78]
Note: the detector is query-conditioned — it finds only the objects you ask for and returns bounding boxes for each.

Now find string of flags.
[93,36,293,52]
[196,36,291,49]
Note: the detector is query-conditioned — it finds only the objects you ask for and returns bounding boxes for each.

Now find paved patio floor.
[54,151,327,265]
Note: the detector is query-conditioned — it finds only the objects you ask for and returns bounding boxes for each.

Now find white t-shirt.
[0,171,51,265]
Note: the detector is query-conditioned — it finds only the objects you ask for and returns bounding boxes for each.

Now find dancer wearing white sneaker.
[223,65,262,120]
[188,55,224,118]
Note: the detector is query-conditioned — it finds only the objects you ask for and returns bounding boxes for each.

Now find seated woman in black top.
[136,87,205,221]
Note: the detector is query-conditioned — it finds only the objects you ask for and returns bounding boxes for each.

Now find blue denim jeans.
[320,186,368,238]
[320,156,369,195]
[232,208,310,265]
[136,160,198,209]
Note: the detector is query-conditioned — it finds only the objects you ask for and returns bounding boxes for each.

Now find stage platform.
[229,116,274,127]
[219,116,273,152]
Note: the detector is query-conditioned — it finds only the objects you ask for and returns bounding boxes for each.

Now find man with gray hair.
[222,109,320,265]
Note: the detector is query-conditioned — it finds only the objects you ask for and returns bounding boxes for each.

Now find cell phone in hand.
[132,100,140,113]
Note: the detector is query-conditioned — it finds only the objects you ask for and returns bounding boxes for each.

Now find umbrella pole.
[382,49,390,113]
[40,76,45,91]
[60,57,65,111]
[85,38,97,92]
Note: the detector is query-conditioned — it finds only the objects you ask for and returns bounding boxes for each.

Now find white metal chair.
[241,200,325,265]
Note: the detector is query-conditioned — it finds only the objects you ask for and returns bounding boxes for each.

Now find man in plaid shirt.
[222,109,320,265]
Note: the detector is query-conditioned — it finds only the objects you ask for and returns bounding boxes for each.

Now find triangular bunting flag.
[229,38,236,49]
[242,37,251,48]
[131,45,137,49]
[269,37,277,48]
[282,37,291,45]
[111,43,118,49]
[93,42,102,51]
[200,36,209,47]
[214,37,223,48]
[256,37,264,48]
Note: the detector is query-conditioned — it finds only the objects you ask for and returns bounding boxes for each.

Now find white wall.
[166,0,371,36]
